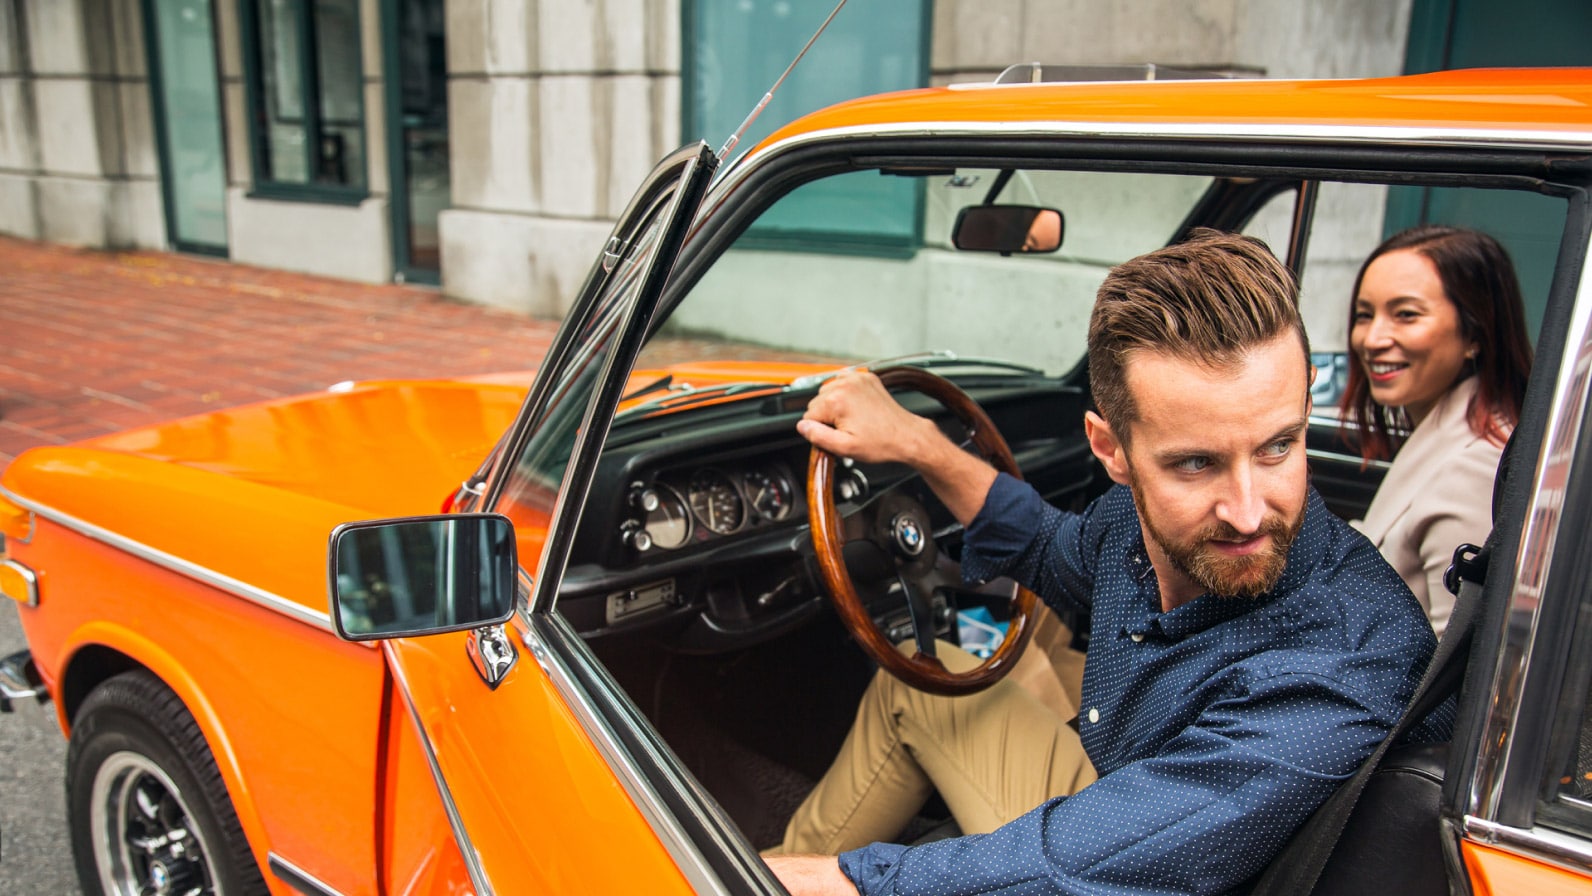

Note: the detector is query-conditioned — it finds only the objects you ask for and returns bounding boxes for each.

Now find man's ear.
[1085,410,1132,486]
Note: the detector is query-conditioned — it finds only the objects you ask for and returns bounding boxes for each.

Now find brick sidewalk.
[0,236,574,467]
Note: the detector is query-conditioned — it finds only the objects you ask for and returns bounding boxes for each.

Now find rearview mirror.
[952,205,1064,254]
[328,514,519,641]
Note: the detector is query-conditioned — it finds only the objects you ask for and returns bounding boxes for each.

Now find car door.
[1438,209,1592,892]
[371,143,741,895]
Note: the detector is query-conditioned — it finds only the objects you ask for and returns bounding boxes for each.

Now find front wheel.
[67,670,268,896]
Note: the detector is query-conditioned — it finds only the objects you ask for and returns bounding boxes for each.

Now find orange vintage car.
[4,67,1592,895]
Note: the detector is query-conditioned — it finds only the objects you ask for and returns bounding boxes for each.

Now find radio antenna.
[717,0,850,162]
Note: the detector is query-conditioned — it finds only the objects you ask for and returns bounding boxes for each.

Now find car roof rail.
[992,62,1259,84]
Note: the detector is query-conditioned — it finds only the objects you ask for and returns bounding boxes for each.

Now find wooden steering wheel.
[806,366,1039,696]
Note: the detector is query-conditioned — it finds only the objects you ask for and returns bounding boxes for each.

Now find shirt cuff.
[961,472,1044,584]
[838,842,909,895]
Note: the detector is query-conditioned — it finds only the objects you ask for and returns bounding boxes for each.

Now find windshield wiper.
[617,380,787,420]
[620,373,673,402]
[788,351,1046,390]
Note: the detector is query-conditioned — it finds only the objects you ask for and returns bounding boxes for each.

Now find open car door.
[369,143,725,895]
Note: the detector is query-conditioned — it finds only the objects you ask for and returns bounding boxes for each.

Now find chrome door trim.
[382,640,496,896]
[1466,225,1592,820]
[267,853,348,896]
[0,485,332,631]
[519,614,742,896]
[1464,815,1592,879]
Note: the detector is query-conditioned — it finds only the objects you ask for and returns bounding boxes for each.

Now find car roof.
[754,68,1592,153]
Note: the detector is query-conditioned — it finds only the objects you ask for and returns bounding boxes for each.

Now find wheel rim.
[90,750,219,896]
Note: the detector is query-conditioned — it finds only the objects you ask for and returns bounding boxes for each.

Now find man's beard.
[1132,482,1304,599]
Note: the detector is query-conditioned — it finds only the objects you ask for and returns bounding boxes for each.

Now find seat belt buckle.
[1444,543,1487,597]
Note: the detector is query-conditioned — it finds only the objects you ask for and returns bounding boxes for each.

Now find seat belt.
[1247,540,1490,896]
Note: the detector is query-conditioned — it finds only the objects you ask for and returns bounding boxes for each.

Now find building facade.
[0,0,1584,345]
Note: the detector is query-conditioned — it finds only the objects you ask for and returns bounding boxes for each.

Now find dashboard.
[557,378,1102,652]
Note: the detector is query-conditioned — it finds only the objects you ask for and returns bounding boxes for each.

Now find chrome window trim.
[1467,225,1592,821]
[1464,816,1592,879]
[382,640,496,896]
[1304,443,1392,472]
[709,117,1592,204]
[0,485,332,631]
[518,615,738,896]
[267,853,348,896]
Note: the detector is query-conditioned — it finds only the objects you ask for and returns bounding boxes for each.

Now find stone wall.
[0,0,163,248]
[439,0,683,315]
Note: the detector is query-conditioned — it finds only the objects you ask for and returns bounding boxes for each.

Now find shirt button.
[1130,632,1144,643]
[1087,707,1100,723]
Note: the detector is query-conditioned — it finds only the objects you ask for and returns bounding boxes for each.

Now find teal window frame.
[680,0,931,259]
[238,0,369,204]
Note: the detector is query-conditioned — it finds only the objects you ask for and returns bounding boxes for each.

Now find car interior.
[498,153,1566,876]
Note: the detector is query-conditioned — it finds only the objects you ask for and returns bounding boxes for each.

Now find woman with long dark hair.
[1342,225,1533,633]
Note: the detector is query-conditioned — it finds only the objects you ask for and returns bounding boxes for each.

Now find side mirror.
[327,514,519,641]
[952,205,1064,255]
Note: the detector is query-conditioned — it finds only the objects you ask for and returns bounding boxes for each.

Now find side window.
[492,204,680,578]
[239,0,367,197]
[681,0,930,256]
[1537,592,1592,836]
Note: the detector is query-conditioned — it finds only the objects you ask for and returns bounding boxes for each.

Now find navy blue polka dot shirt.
[837,476,1452,896]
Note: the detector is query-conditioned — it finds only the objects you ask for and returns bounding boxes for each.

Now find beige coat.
[1352,377,1502,635]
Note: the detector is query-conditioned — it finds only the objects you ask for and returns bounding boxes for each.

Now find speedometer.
[688,469,745,534]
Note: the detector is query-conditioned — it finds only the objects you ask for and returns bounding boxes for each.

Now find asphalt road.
[0,602,80,893]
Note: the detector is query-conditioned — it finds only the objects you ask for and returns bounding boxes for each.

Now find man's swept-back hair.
[1088,228,1307,436]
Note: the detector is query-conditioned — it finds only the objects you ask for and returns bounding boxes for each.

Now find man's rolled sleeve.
[961,473,1095,611]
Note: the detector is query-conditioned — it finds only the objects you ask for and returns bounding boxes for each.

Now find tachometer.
[688,469,745,534]
[744,467,794,521]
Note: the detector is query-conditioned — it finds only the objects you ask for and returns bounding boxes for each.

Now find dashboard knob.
[636,488,661,512]
[620,523,653,552]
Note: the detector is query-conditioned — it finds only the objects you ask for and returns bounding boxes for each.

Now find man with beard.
[766,230,1450,896]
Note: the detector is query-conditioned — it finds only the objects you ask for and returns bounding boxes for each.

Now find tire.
[66,670,269,896]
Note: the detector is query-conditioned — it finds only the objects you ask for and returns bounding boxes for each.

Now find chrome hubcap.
[91,751,216,896]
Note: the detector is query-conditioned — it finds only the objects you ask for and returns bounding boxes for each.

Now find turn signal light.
[0,493,31,545]
[0,560,38,607]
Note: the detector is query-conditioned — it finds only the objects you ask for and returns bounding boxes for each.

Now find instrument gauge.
[744,467,794,521]
[688,469,745,534]
[642,484,691,550]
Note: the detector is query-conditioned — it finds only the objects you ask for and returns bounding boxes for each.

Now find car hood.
[0,361,833,620]
[1,379,530,621]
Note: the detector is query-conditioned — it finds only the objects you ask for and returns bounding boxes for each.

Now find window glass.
[493,213,670,566]
[682,0,929,254]
[662,167,1212,374]
[246,0,366,191]
[1538,563,1592,838]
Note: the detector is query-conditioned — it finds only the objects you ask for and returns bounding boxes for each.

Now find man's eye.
[1261,439,1293,458]
[1174,456,1211,473]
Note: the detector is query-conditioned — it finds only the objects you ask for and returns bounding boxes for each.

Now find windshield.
[648,167,1214,378]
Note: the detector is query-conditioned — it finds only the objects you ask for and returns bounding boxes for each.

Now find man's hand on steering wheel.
[798,369,997,527]
[799,366,1037,696]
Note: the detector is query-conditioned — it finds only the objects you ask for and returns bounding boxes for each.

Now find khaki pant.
[775,610,1096,854]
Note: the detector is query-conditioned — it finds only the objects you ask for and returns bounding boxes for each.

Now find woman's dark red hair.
[1340,225,1533,462]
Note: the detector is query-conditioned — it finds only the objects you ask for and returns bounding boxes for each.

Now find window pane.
[683,0,928,252]
[313,0,364,186]
[257,0,307,184]
[666,166,1213,374]
[247,0,365,190]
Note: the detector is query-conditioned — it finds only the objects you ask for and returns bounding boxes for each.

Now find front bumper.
[0,648,47,712]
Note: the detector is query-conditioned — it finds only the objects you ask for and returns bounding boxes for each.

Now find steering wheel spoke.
[808,366,1039,696]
